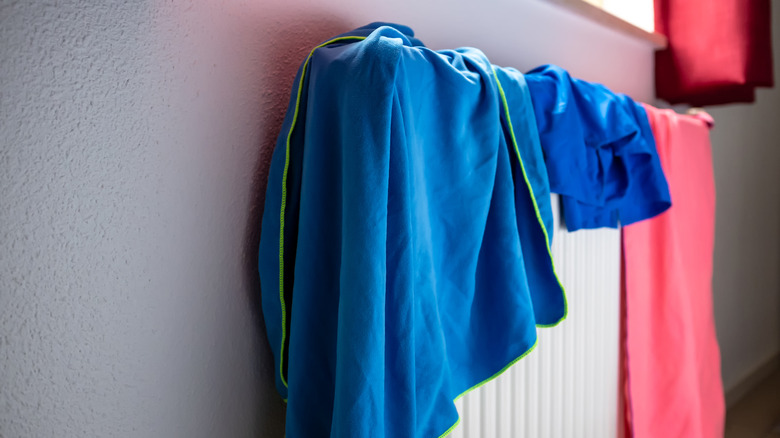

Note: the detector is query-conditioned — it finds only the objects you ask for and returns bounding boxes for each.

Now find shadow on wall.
[152,1,363,434]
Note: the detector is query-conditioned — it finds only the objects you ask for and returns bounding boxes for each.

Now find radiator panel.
[450,198,622,438]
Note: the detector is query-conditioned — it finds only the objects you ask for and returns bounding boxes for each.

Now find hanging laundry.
[525,65,671,231]
[493,66,566,325]
[654,0,774,106]
[258,23,566,438]
[622,106,725,438]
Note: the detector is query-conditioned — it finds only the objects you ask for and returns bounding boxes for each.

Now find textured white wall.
[0,0,654,436]
[708,5,780,392]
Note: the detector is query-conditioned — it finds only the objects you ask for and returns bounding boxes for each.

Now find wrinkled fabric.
[493,66,555,241]
[525,65,671,231]
[258,23,565,438]
[622,106,725,438]
[654,0,774,106]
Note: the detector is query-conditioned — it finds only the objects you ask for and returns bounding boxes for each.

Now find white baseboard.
[725,352,780,409]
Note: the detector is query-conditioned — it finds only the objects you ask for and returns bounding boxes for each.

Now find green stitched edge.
[438,418,461,438]
[439,337,540,438]
[492,67,569,328]
[277,35,368,390]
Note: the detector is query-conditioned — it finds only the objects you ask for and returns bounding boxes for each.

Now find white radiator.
[450,197,622,438]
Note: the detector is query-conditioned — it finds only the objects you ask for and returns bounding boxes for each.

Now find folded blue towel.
[258,23,565,437]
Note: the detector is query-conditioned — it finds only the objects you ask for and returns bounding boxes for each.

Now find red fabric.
[622,105,724,438]
[654,0,774,106]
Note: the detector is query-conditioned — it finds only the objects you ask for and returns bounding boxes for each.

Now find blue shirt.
[525,65,671,231]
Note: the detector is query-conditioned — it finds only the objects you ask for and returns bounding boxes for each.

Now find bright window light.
[601,0,655,33]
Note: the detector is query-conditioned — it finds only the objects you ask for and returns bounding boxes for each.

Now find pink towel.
[622,105,725,438]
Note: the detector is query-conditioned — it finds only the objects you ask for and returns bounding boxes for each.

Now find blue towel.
[524,65,671,231]
[258,23,565,437]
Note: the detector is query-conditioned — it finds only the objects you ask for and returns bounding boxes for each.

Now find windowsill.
[539,0,668,49]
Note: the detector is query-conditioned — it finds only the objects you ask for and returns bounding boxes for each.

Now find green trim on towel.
[278,36,368,389]
[492,67,568,328]
[440,337,540,437]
